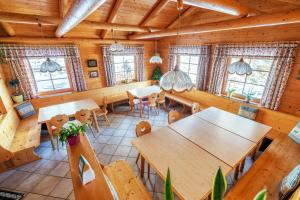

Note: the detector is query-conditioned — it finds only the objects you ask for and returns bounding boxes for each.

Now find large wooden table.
[127,85,160,117]
[132,107,272,200]
[132,126,232,200]
[38,99,100,149]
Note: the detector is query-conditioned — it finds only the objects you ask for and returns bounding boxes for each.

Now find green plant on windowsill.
[8,79,24,104]
[226,89,236,99]
[59,122,87,146]
[243,88,256,103]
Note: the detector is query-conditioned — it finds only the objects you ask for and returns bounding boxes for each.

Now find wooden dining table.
[127,85,161,117]
[38,99,100,149]
[132,106,272,200]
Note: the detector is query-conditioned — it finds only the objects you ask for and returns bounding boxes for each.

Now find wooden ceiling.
[0,0,299,40]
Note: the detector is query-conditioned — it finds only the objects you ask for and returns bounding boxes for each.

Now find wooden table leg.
[240,158,246,173]
[46,121,55,150]
[92,110,100,132]
[234,163,240,180]
[140,156,145,178]
[139,98,143,118]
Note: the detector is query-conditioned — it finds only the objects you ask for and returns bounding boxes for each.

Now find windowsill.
[36,91,73,98]
[220,94,261,107]
[116,80,137,85]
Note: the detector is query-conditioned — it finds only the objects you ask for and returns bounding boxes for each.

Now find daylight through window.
[113,55,135,83]
[177,55,199,84]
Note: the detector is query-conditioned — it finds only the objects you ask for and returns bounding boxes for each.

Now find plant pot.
[12,95,24,104]
[67,135,80,146]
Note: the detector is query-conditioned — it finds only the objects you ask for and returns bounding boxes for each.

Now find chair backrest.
[75,109,92,124]
[168,110,181,124]
[157,91,166,102]
[191,102,201,114]
[148,93,158,106]
[135,120,152,137]
[50,114,69,132]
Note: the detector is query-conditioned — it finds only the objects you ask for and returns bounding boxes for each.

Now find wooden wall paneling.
[158,23,300,116]
[0,22,16,37]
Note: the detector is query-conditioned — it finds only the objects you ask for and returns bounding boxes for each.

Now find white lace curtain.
[168,45,211,90]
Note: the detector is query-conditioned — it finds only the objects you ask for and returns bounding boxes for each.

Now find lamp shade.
[228,58,252,75]
[149,53,163,64]
[159,64,193,92]
[109,42,124,52]
[40,58,62,73]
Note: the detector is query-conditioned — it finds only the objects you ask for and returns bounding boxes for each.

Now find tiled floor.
[0,105,254,200]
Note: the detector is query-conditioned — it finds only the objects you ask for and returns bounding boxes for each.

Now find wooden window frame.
[29,57,74,97]
[222,57,272,104]
[176,54,199,84]
[113,55,137,84]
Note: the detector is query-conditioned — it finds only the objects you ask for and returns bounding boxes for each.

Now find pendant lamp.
[228,58,253,75]
[159,0,193,92]
[149,40,162,64]
[109,29,124,52]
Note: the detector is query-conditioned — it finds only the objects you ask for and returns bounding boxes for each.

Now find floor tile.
[32,176,61,195]
[0,170,31,189]
[96,135,111,143]
[101,144,118,155]
[114,145,131,157]
[16,173,45,192]
[97,154,112,165]
[17,159,47,173]
[49,162,69,177]
[120,137,133,146]
[49,178,73,199]
[36,160,59,175]
[107,136,123,145]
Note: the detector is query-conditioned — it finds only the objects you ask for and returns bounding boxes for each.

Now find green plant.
[254,189,267,200]
[8,79,20,95]
[164,167,174,200]
[59,122,87,145]
[226,88,236,98]
[211,167,227,200]
[0,50,5,64]
[152,66,162,81]
[243,88,255,102]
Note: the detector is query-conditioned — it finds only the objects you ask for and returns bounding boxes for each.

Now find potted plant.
[123,60,132,84]
[243,89,255,103]
[8,79,24,103]
[226,88,236,98]
[59,121,87,146]
[152,66,162,84]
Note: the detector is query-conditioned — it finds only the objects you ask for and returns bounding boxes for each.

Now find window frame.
[222,57,272,104]
[28,57,74,96]
[176,54,199,84]
[112,55,137,84]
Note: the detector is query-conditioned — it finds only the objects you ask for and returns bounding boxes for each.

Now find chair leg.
[136,153,140,164]
[56,136,60,151]
[88,124,96,138]
[147,163,150,179]
[104,114,110,125]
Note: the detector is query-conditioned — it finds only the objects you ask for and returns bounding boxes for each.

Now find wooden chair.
[142,93,158,118]
[49,114,69,150]
[168,110,181,124]
[95,97,110,125]
[156,91,166,113]
[191,102,201,114]
[127,91,140,112]
[75,109,96,138]
[135,120,152,178]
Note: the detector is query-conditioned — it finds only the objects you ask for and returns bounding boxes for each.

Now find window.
[225,57,273,100]
[28,57,73,95]
[177,55,199,84]
[113,55,135,83]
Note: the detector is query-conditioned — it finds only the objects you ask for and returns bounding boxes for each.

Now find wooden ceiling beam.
[275,0,300,5]
[139,0,170,26]
[167,7,197,29]
[129,8,300,40]
[59,0,68,18]
[55,0,107,37]
[0,22,16,36]
[101,0,125,39]
[170,0,250,16]
[0,12,160,33]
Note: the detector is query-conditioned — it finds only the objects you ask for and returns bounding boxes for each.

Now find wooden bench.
[0,114,41,172]
[225,130,300,200]
[67,133,151,200]
[165,92,206,113]
[104,160,152,200]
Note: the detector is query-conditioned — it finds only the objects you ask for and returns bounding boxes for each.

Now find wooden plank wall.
[0,66,18,162]
[0,39,156,90]
[158,23,300,117]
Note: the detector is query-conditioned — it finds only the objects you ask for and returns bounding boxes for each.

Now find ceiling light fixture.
[149,40,162,64]
[228,58,253,75]
[159,0,193,92]
[109,29,124,52]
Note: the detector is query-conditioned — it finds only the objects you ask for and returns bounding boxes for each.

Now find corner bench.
[225,130,300,200]
[0,114,41,172]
